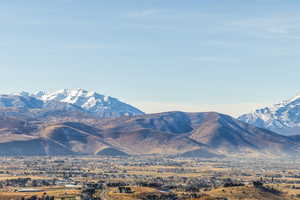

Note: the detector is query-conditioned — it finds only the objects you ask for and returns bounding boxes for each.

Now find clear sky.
[0,0,300,116]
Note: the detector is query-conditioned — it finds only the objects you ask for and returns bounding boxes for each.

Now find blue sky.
[0,0,300,116]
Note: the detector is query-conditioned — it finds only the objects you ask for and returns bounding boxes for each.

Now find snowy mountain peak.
[238,93,300,135]
[0,89,144,118]
[287,93,300,104]
[39,88,112,105]
[13,91,30,96]
[34,89,144,118]
[32,91,46,98]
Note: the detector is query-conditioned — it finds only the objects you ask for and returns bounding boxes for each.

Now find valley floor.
[0,156,300,200]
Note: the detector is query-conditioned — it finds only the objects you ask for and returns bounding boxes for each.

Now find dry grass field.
[106,186,159,200]
[0,187,80,200]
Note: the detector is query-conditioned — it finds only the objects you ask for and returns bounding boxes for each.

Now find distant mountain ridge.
[0,90,300,157]
[239,93,300,135]
[0,111,298,157]
[0,89,144,118]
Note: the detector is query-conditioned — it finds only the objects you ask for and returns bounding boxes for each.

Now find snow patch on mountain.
[34,89,144,118]
[0,94,44,110]
[238,93,300,134]
[0,89,144,118]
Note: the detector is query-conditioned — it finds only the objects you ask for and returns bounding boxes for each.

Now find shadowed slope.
[0,111,298,156]
[0,138,74,156]
[189,112,298,153]
[97,112,299,155]
[96,148,129,156]
[40,123,109,155]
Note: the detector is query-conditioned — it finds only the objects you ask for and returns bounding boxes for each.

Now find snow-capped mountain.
[0,89,144,118]
[33,89,144,118]
[238,93,300,135]
[0,92,90,119]
[0,94,43,109]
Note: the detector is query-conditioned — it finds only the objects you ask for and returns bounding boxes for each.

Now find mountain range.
[239,93,300,136]
[1,89,144,119]
[0,89,300,157]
